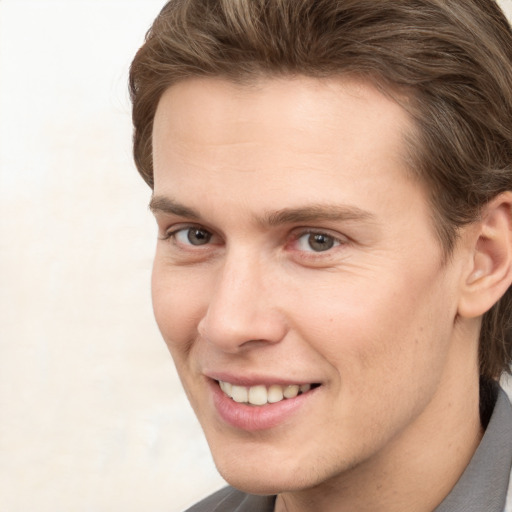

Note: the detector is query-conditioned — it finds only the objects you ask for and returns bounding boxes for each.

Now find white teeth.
[219,381,232,396]
[248,385,267,406]
[267,385,284,403]
[231,385,248,403]
[283,385,300,399]
[300,384,311,393]
[218,381,315,405]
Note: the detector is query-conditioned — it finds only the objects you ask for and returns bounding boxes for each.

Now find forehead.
[153,76,414,172]
[151,76,426,228]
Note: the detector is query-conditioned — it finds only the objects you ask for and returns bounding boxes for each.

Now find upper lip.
[205,371,321,387]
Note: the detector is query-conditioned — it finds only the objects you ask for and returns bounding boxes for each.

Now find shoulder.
[184,487,246,511]
[184,486,275,512]
[503,388,512,511]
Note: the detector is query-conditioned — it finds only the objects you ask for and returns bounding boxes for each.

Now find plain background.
[1,1,512,511]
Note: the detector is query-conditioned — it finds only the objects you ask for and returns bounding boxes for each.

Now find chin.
[219,469,302,496]
[212,449,333,496]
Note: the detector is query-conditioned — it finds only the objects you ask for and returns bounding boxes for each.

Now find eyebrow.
[262,204,376,226]
[149,195,376,226]
[149,195,201,219]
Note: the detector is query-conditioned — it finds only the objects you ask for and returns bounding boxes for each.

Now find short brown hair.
[130,0,512,379]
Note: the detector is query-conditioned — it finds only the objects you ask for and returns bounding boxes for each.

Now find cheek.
[287,271,456,444]
[290,266,455,386]
[151,259,208,357]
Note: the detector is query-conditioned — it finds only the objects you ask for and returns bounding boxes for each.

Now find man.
[129,1,512,510]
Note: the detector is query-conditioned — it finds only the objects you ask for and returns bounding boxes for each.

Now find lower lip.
[210,380,318,431]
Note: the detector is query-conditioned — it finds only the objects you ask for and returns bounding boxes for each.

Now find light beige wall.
[0,2,224,511]
[1,1,511,511]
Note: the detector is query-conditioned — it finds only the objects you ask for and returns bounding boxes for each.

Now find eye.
[296,232,341,252]
[173,227,213,246]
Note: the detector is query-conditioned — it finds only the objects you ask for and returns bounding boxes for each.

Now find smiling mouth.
[217,380,321,406]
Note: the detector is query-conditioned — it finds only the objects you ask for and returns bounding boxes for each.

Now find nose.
[197,251,287,353]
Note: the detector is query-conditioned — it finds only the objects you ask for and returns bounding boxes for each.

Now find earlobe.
[458,192,512,319]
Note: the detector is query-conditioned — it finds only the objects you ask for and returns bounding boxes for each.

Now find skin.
[150,76,486,511]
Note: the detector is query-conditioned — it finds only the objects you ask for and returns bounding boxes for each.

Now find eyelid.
[288,227,349,253]
[159,222,348,255]
[292,227,348,242]
[160,223,217,244]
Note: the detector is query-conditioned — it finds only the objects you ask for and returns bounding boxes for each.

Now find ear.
[458,192,512,319]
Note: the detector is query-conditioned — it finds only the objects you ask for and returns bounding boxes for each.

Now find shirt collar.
[434,386,512,512]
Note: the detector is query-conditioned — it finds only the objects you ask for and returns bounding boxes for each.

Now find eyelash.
[290,230,345,253]
[161,225,347,256]
[160,225,214,245]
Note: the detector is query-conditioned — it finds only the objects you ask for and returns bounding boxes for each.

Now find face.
[151,77,468,494]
